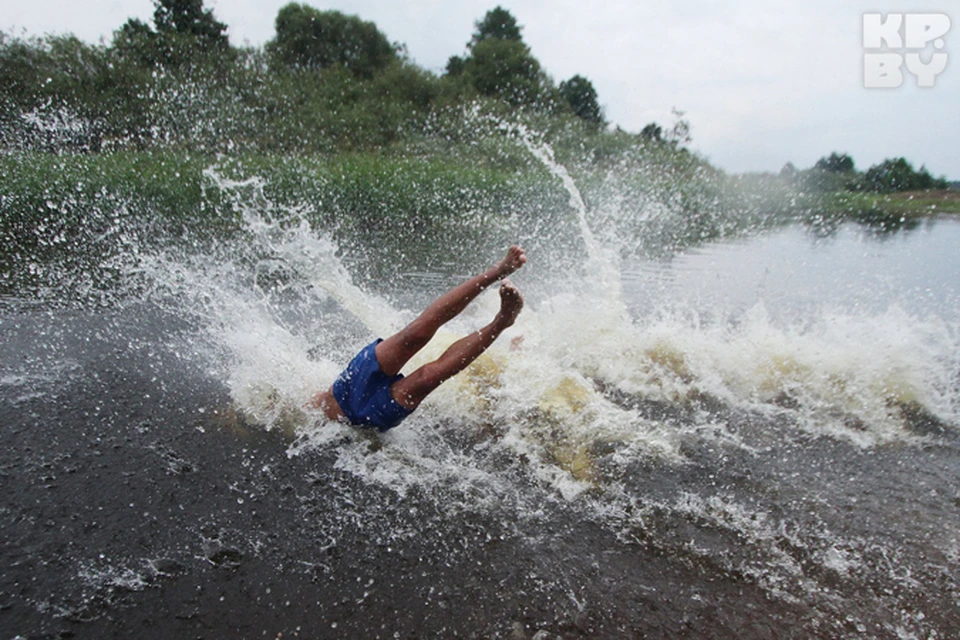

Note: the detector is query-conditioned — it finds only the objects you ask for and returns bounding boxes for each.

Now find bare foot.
[497,280,524,327]
[494,245,526,279]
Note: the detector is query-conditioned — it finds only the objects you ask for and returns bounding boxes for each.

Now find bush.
[860,158,949,193]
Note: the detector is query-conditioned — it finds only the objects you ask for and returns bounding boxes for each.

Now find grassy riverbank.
[4,145,953,283]
[829,189,960,218]
[0,140,751,298]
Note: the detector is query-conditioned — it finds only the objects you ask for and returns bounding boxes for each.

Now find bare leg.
[309,246,525,422]
[390,281,523,410]
[374,246,526,377]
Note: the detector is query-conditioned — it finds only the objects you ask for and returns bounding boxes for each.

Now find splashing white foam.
[112,152,960,628]
[114,154,957,543]
[155,162,958,479]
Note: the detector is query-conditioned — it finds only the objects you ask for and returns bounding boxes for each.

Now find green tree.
[640,123,663,142]
[862,158,948,192]
[559,75,602,126]
[113,18,160,66]
[153,0,228,49]
[445,55,466,77]
[0,33,154,150]
[815,152,855,173]
[267,4,397,78]
[464,38,546,106]
[113,0,229,67]
[470,6,523,47]
[452,7,554,108]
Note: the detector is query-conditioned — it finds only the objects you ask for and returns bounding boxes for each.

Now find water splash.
[510,126,625,298]
[27,140,946,633]
[4,138,959,636]
[131,151,959,464]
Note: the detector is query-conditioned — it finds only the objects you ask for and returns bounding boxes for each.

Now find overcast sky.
[3,0,958,178]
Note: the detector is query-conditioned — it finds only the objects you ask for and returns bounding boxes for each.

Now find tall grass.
[0,149,576,297]
[3,136,841,303]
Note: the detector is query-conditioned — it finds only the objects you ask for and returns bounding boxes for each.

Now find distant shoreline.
[826,189,960,219]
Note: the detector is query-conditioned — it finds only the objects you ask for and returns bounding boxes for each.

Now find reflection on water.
[624,218,960,324]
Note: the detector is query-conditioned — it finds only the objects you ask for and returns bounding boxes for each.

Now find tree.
[815,152,855,173]
[113,0,229,67]
[451,7,554,108]
[464,37,546,106]
[445,55,466,77]
[153,0,228,49]
[867,158,915,192]
[470,6,523,48]
[267,4,397,78]
[113,18,160,66]
[640,123,663,142]
[559,75,602,126]
[862,158,948,193]
[779,162,799,181]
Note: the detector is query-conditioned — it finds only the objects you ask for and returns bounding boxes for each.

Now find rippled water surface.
[624,218,960,323]
[2,156,959,638]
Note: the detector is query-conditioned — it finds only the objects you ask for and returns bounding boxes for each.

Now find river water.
[2,155,959,638]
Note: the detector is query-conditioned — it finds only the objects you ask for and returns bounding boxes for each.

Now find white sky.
[2,0,958,178]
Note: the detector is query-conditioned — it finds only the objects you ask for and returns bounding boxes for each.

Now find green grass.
[0,148,574,296]
[6,142,949,300]
[808,190,960,231]
[837,190,960,216]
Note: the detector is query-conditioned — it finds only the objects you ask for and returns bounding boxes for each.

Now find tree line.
[2,0,948,197]
[781,152,949,195]
[0,1,612,154]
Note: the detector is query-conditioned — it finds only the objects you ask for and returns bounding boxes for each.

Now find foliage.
[442,6,559,109]
[0,33,156,151]
[266,4,397,78]
[153,0,228,46]
[859,157,948,193]
[113,19,158,67]
[114,0,230,68]
[781,152,950,198]
[558,75,603,127]
[814,152,855,173]
[445,55,466,77]
[1,5,607,151]
[2,2,950,238]
[790,168,854,193]
[640,123,663,142]
[463,38,551,107]
[470,6,524,47]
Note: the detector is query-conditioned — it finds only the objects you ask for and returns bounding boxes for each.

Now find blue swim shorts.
[332,339,413,432]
